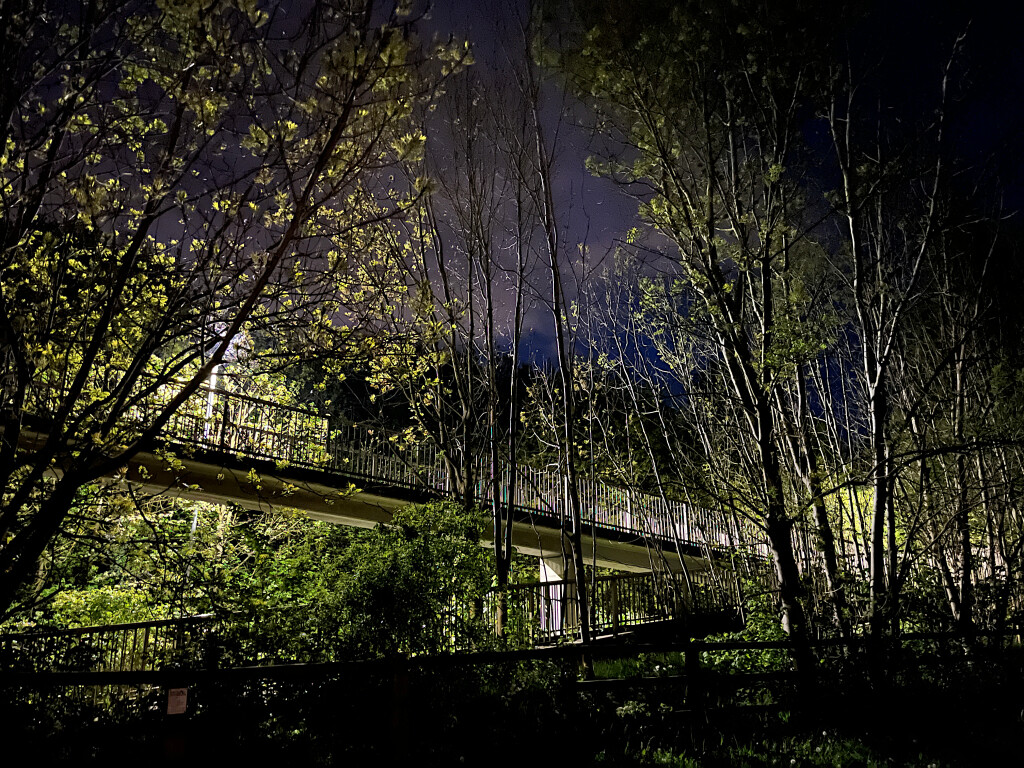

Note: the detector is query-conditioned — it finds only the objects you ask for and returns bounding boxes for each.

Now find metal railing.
[0,615,218,674]
[0,571,739,677]
[147,385,769,558]
[488,569,739,647]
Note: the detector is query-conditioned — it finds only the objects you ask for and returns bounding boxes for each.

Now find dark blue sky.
[432,0,1024,208]
[419,0,1024,357]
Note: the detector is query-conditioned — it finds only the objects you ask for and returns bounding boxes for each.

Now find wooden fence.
[4,631,1018,723]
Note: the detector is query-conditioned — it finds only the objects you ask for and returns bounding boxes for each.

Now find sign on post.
[167,687,188,715]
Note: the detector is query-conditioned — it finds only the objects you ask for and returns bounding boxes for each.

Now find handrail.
[0,614,220,676]
[0,573,735,673]
[23,377,772,558]
[0,614,216,641]
[230,389,758,553]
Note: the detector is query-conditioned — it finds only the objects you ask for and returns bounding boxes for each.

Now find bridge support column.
[540,555,578,639]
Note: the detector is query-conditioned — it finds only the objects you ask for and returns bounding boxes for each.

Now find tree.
[556,0,1024,658]
[347,34,593,642]
[555,0,841,656]
[0,0,467,618]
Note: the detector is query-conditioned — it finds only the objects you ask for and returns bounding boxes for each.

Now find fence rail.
[4,630,1018,727]
[0,615,219,674]
[0,570,741,679]
[494,568,740,646]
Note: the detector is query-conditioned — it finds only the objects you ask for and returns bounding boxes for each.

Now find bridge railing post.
[610,578,620,636]
[220,396,230,452]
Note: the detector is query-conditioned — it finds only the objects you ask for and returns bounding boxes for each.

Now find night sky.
[412,0,1024,358]
[433,0,1024,214]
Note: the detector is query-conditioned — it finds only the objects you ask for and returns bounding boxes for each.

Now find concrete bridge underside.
[111,447,709,575]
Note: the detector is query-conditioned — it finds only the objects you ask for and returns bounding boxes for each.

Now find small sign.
[167,687,188,715]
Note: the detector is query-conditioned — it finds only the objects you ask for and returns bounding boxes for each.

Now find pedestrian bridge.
[17,381,771,579]
[10,381,777,646]
[68,385,765,576]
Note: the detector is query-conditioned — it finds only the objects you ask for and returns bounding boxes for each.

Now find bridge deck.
[24,385,769,572]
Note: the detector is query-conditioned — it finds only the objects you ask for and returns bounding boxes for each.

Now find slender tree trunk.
[953,357,974,638]
[867,371,891,640]
[523,53,593,657]
[0,474,80,616]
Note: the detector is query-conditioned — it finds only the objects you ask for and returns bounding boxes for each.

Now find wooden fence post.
[685,639,702,709]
